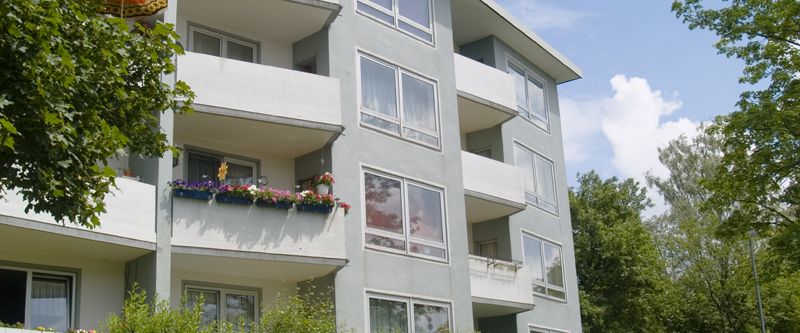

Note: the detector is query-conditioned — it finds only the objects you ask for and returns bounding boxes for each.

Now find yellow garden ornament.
[217,162,228,182]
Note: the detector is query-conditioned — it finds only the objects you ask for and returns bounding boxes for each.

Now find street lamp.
[748,229,766,333]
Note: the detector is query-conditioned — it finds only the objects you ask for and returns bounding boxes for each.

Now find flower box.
[296,203,333,214]
[215,193,253,205]
[172,188,214,201]
[255,199,293,210]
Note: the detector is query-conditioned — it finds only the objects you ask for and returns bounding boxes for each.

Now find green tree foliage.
[0,0,193,228]
[570,171,670,333]
[671,0,800,267]
[647,133,757,332]
[105,287,215,333]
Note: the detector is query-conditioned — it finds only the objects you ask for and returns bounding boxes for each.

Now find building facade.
[0,0,582,332]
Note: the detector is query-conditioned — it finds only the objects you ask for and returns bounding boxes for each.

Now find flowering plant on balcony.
[314,172,335,186]
[169,179,216,200]
[296,190,335,213]
[336,199,351,215]
[217,184,258,200]
[255,187,295,209]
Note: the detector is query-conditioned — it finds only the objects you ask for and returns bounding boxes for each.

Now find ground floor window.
[0,267,74,332]
[185,285,258,330]
[367,292,451,333]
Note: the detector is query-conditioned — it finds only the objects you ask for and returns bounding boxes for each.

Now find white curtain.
[361,58,398,118]
[528,78,547,120]
[30,276,69,332]
[226,41,254,63]
[369,298,408,333]
[514,146,536,194]
[401,74,436,132]
[192,31,221,57]
[535,156,556,202]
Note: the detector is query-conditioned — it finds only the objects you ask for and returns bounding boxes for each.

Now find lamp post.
[748,230,766,333]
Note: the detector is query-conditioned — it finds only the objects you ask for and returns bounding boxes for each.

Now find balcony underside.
[175,109,341,159]
[171,251,345,282]
[472,297,535,319]
[465,192,525,223]
[457,94,517,134]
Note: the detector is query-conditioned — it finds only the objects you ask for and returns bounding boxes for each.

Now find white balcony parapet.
[0,178,156,244]
[171,198,346,262]
[461,151,525,222]
[177,52,342,128]
[469,255,534,316]
[454,53,517,112]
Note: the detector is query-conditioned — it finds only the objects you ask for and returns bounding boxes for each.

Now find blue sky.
[496,0,747,212]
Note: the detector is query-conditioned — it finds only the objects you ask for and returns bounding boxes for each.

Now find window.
[363,170,447,261]
[186,285,258,330]
[513,144,558,214]
[367,293,451,333]
[523,233,566,301]
[186,151,257,185]
[0,267,74,332]
[189,25,257,63]
[508,61,549,130]
[476,240,498,258]
[357,0,434,44]
[530,326,569,333]
[359,54,440,149]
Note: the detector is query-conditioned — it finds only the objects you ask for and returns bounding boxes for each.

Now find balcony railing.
[469,255,534,318]
[461,151,525,222]
[171,196,346,261]
[454,53,518,133]
[176,52,342,128]
[0,178,156,244]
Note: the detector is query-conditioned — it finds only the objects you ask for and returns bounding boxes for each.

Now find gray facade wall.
[326,0,474,331]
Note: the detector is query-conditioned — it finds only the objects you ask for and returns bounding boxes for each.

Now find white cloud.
[560,75,699,215]
[496,0,588,31]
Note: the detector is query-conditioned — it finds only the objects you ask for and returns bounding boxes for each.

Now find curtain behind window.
[226,41,254,63]
[401,74,436,132]
[187,153,220,183]
[369,298,408,333]
[192,31,221,57]
[361,58,398,118]
[30,275,70,332]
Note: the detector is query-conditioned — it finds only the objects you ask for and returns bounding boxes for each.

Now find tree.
[671,0,800,267]
[570,171,670,333]
[0,0,193,228]
[647,133,757,332]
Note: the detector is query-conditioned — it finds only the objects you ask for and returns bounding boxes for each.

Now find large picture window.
[508,61,549,130]
[186,285,258,330]
[513,144,558,214]
[357,0,434,44]
[0,267,74,332]
[359,54,440,149]
[367,293,451,333]
[363,169,447,261]
[186,150,257,185]
[523,233,566,301]
[189,25,258,63]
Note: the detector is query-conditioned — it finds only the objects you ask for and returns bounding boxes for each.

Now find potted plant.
[255,188,295,210]
[215,184,257,205]
[314,172,335,195]
[295,190,335,214]
[169,179,216,201]
[336,199,351,215]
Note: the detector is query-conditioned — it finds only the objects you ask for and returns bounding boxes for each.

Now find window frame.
[365,291,452,333]
[184,283,260,330]
[521,231,567,302]
[507,57,550,132]
[0,266,76,331]
[513,142,559,215]
[356,0,435,45]
[362,167,449,262]
[529,325,570,333]
[187,24,259,63]
[183,148,259,185]
[357,52,442,150]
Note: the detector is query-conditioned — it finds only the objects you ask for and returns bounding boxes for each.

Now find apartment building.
[0,0,582,332]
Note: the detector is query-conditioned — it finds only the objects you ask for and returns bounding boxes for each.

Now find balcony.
[0,178,156,246]
[171,197,347,280]
[454,54,518,134]
[461,151,526,223]
[469,255,534,318]
[175,52,343,158]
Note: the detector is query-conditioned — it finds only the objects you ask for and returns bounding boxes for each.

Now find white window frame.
[362,168,449,262]
[365,292,452,333]
[530,324,570,333]
[356,0,435,45]
[521,232,567,302]
[188,25,258,63]
[185,284,260,330]
[357,52,442,150]
[507,58,550,132]
[0,266,76,330]
[184,149,258,184]
[513,142,559,215]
